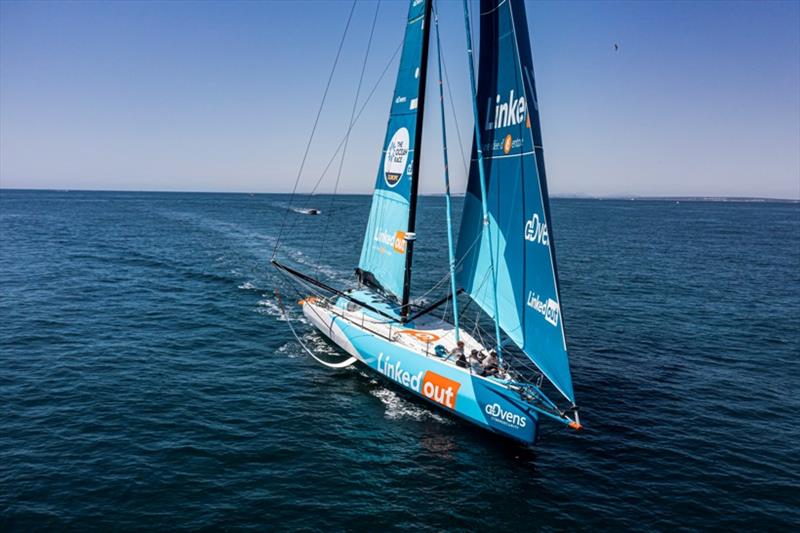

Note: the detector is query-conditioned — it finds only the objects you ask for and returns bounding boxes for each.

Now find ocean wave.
[277,331,342,361]
[256,296,290,321]
[290,207,322,215]
[256,295,310,326]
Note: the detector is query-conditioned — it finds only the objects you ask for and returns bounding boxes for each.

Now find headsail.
[456,0,574,402]
[357,0,431,304]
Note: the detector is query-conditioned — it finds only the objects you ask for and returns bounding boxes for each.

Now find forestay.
[456,0,574,402]
[357,0,430,301]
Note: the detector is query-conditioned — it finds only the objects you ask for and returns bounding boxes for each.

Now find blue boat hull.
[305,302,540,445]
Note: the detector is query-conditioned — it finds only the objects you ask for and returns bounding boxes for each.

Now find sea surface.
[1,190,798,531]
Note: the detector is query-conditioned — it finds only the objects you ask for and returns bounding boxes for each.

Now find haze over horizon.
[1,0,799,199]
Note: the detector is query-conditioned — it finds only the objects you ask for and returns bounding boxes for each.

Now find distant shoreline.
[1,187,798,203]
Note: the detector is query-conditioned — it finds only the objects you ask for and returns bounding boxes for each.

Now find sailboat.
[273,0,580,446]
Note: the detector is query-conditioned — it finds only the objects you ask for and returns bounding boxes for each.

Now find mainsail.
[456,0,574,402]
[357,0,431,306]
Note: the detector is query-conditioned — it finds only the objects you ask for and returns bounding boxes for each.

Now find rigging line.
[273,260,400,323]
[316,0,381,275]
[405,223,485,319]
[278,273,381,328]
[274,289,357,369]
[462,0,504,364]
[434,0,461,343]
[442,0,475,177]
[441,44,470,178]
[407,228,483,305]
[276,266,400,334]
[272,0,358,260]
[480,0,507,16]
[470,0,478,74]
[297,38,404,211]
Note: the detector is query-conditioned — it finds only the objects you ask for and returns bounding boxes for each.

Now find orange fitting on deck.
[568,421,583,431]
[397,330,441,343]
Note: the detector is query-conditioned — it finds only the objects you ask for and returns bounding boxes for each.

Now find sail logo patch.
[485,90,527,131]
[484,403,528,428]
[373,229,406,254]
[524,212,549,246]
[393,231,407,254]
[527,292,560,327]
[384,127,410,187]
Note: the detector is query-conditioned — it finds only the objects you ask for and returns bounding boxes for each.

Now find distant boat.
[273,0,580,446]
[297,208,320,215]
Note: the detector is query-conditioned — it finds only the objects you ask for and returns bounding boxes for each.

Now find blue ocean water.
[1,189,798,530]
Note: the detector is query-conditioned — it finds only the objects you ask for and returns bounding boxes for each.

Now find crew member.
[448,340,465,360]
[469,349,483,373]
[482,350,499,376]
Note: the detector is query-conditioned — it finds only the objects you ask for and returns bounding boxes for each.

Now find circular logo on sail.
[384,127,410,188]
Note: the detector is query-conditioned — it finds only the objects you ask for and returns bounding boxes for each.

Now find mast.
[400,0,433,320]
[433,3,460,341]
[462,0,503,362]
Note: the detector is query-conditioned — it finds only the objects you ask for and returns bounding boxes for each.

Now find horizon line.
[0,186,798,203]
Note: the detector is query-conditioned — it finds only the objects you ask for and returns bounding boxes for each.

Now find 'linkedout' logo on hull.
[527,292,560,327]
[384,128,410,187]
[484,402,527,428]
[377,353,460,409]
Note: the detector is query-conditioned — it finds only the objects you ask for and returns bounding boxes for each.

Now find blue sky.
[1,0,798,198]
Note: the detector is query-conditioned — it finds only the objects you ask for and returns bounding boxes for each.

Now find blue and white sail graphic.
[456,0,574,401]
[357,0,429,300]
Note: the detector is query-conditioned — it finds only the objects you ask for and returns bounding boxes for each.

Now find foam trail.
[370,388,451,424]
[154,207,351,288]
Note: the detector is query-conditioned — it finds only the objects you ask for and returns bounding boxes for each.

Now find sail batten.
[456,0,575,402]
[357,0,431,305]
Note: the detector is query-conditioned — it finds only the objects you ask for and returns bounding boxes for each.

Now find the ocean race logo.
[377,353,460,409]
[485,90,527,131]
[526,292,560,327]
[484,402,527,428]
[524,212,549,246]
[384,128,410,188]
